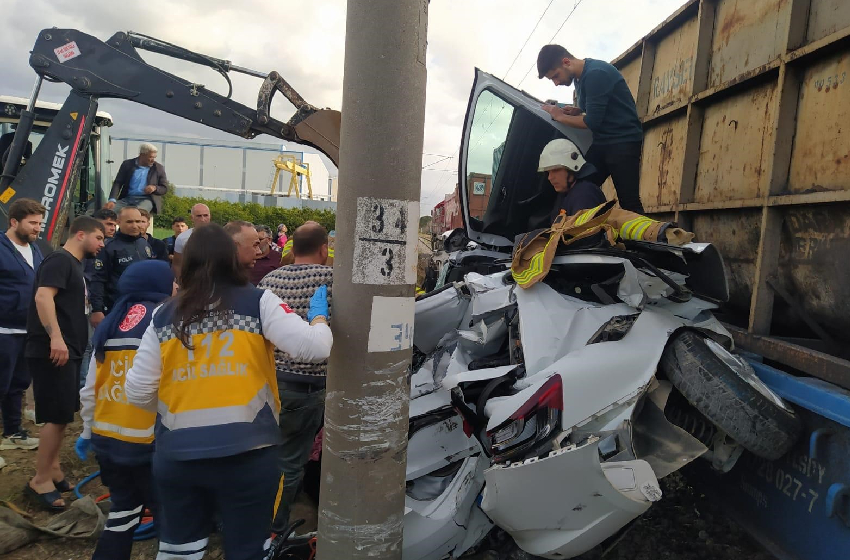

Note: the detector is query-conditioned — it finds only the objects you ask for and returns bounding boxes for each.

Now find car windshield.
[464,88,571,243]
[466,90,513,224]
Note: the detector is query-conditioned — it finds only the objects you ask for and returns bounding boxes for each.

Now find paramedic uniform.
[79,301,158,560]
[125,285,332,560]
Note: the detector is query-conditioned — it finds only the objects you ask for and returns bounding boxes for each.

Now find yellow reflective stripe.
[512,235,557,286]
[273,473,286,518]
[620,217,653,240]
[575,203,606,226]
[575,212,591,226]
[513,251,546,285]
[619,218,640,238]
[157,383,276,431]
[634,220,654,240]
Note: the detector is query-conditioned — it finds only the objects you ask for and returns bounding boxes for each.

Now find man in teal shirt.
[537,44,644,213]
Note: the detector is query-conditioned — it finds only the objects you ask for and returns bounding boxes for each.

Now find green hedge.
[154,195,335,232]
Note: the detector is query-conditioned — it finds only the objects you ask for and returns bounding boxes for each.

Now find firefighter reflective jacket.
[511,201,694,288]
[80,301,157,465]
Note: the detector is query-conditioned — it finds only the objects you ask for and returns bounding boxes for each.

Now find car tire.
[659,330,801,460]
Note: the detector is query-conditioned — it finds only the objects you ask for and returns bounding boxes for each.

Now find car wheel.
[659,330,801,460]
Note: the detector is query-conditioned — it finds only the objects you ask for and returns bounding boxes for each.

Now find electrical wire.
[422,155,454,169]
[503,0,558,81]
[423,156,458,207]
[462,0,587,188]
[425,0,586,212]
[517,0,587,88]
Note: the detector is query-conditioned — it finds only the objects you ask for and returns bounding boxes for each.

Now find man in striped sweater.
[257,221,332,533]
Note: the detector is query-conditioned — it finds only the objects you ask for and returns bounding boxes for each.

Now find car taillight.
[487,375,563,463]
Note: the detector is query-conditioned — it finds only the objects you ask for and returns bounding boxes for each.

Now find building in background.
[466,172,492,221]
[110,133,337,211]
[429,172,492,236]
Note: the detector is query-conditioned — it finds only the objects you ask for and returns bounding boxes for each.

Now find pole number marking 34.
[353,197,418,285]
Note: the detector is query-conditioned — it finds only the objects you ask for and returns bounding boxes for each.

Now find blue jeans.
[0,333,29,436]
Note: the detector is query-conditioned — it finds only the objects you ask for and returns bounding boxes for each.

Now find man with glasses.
[249,225,282,285]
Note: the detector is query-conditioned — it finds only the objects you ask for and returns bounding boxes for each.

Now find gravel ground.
[0,416,317,559]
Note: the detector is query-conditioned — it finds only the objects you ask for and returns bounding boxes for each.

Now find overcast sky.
[0,0,685,214]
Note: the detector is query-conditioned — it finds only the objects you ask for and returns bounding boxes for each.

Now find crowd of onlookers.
[1,142,335,559]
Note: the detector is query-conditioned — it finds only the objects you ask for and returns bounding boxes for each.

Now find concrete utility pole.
[317,1,428,559]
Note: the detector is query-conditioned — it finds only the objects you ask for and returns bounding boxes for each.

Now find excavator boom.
[0,28,340,245]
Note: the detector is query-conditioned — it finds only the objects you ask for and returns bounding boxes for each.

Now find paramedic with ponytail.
[76,259,176,560]
[124,223,332,560]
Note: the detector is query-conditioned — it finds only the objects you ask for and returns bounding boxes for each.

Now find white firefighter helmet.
[538,138,586,174]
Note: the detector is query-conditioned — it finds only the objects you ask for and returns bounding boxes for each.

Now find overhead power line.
[422,155,454,169]
[518,0,586,88]
[503,0,558,81]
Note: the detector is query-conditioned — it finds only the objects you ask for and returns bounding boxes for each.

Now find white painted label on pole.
[368,296,415,352]
[353,197,419,285]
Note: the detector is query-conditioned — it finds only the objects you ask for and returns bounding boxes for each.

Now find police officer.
[125,224,332,560]
[76,260,175,560]
[89,207,152,328]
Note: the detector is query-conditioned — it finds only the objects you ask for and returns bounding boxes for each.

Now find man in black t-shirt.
[25,216,105,511]
[538,138,607,223]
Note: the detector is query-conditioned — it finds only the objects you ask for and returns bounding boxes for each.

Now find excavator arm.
[0,28,340,245]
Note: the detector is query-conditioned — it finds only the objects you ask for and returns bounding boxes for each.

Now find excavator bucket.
[294,109,341,167]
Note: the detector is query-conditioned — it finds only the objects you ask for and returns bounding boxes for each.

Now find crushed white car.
[398,70,800,560]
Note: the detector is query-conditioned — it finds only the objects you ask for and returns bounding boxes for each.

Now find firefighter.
[538,138,607,223]
[124,223,332,560]
[76,259,175,559]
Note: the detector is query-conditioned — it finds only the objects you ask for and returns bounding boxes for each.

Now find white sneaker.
[0,430,39,450]
[0,455,6,469]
